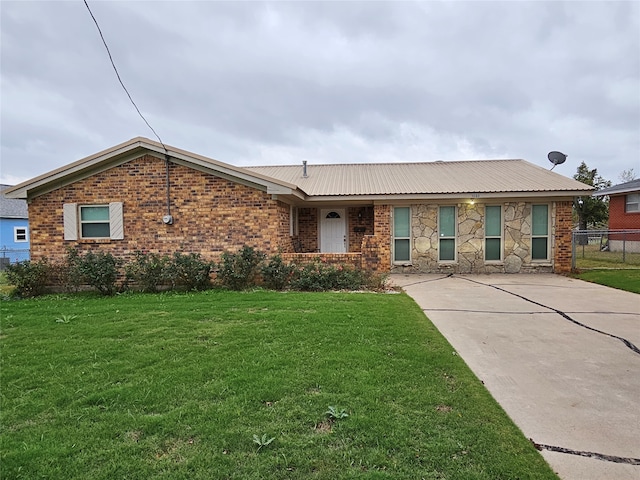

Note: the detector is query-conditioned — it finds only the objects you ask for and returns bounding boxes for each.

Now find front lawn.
[1,291,557,479]
[573,269,640,294]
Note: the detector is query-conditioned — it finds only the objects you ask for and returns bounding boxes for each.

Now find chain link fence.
[0,248,30,270]
[572,229,640,270]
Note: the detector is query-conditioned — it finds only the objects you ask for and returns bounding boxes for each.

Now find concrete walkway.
[391,274,640,480]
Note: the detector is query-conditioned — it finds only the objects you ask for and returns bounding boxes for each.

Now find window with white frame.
[439,206,456,261]
[80,205,111,238]
[14,227,28,243]
[393,207,411,263]
[63,202,124,241]
[626,193,639,212]
[484,205,502,261]
[531,204,549,260]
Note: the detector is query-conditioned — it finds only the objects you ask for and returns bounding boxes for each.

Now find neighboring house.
[592,178,640,253]
[0,184,30,268]
[4,137,593,274]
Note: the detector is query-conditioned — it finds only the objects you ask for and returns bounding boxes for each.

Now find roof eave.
[298,189,591,202]
[3,137,299,199]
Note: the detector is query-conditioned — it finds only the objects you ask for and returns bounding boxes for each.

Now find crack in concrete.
[455,275,640,357]
[531,440,640,465]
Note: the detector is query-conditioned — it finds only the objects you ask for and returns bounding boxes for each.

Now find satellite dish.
[548,151,567,170]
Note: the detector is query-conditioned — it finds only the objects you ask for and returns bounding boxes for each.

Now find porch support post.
[361,204,391,272]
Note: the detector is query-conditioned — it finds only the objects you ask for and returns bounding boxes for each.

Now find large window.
[14,227,28,243]
[439,206,456,261]
[485,205,502,261]
[393,207,411,263]
[626,193,639,212]
[531,204,549,260]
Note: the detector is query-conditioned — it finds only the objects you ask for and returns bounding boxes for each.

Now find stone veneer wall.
[28,155,291,263]
[393,201,566,274]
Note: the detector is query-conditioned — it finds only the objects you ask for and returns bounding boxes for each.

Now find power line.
[83,0,167,152]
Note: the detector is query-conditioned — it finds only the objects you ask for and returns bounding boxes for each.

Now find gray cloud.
[1,0,638,185]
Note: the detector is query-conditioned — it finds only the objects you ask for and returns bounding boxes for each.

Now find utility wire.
[83,0,167,152]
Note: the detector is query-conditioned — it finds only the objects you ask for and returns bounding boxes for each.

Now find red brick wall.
[281,253,362,269]
[296,208,319,252]
[609,195,640,230]
[553,201,573,273]
[348,206,374,253]
[361,204,391,271]
[28,155,289,263]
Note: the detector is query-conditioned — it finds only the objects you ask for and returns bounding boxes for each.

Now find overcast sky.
[1,1,638,186]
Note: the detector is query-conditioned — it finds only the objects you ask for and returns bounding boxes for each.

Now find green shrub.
[5,258,50,297]
[290,262,369,291]
[76,251,122,296]
[125,251,170,292]
[166,252,214,291]
[217,246,266,290]
[46,247,83,293]
[261,255,296,290]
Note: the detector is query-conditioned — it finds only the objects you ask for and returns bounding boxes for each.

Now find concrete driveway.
[391,274,640,480]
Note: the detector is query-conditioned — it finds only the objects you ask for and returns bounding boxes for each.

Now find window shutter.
[109,202,124,239]
[63,203,78,240]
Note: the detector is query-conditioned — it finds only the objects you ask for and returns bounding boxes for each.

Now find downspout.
[162,154,173,224]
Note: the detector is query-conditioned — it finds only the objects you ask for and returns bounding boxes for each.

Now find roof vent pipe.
[302,160,308,178]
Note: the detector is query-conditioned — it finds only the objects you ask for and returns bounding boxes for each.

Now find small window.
[290,205,298,236]
[439,206,456,261]
[326,211,341,219]
[531,204,549,260]
[64,202,123,241]
[80,205,110,238]
[485,206,502,261]
[626,193,639,212]
[14,227,28,243]
[393,207,411,263]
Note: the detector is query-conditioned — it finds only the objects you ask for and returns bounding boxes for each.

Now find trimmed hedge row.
[5,246,387,297]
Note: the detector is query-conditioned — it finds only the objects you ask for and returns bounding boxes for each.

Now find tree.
[573,162,611,239]
[619,168,636,183]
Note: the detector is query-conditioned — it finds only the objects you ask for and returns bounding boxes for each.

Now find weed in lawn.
[55,314,77,324]
[325,406,349,421]
[252,434,276,451]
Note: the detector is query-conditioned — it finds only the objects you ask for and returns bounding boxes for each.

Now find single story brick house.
[4,137,593,273]
[592,179,640,253]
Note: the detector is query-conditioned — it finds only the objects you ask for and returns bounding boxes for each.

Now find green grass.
[1,291,558,479]
[574,244,640,269]
[573,269,640,293]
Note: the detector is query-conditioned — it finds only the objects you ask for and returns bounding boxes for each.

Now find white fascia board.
[8,147,150,199]
[300,191,590,203]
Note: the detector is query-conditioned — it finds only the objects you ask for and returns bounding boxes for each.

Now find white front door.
[320,209,346,253]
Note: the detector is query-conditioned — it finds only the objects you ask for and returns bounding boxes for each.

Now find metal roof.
[592,178,640,197]
[0,185,28,218]
[246,160,593,196]
[3,137,593,202]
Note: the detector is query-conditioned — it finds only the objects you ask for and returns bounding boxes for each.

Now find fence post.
[622,231,626,263]
[571,231,576,270]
